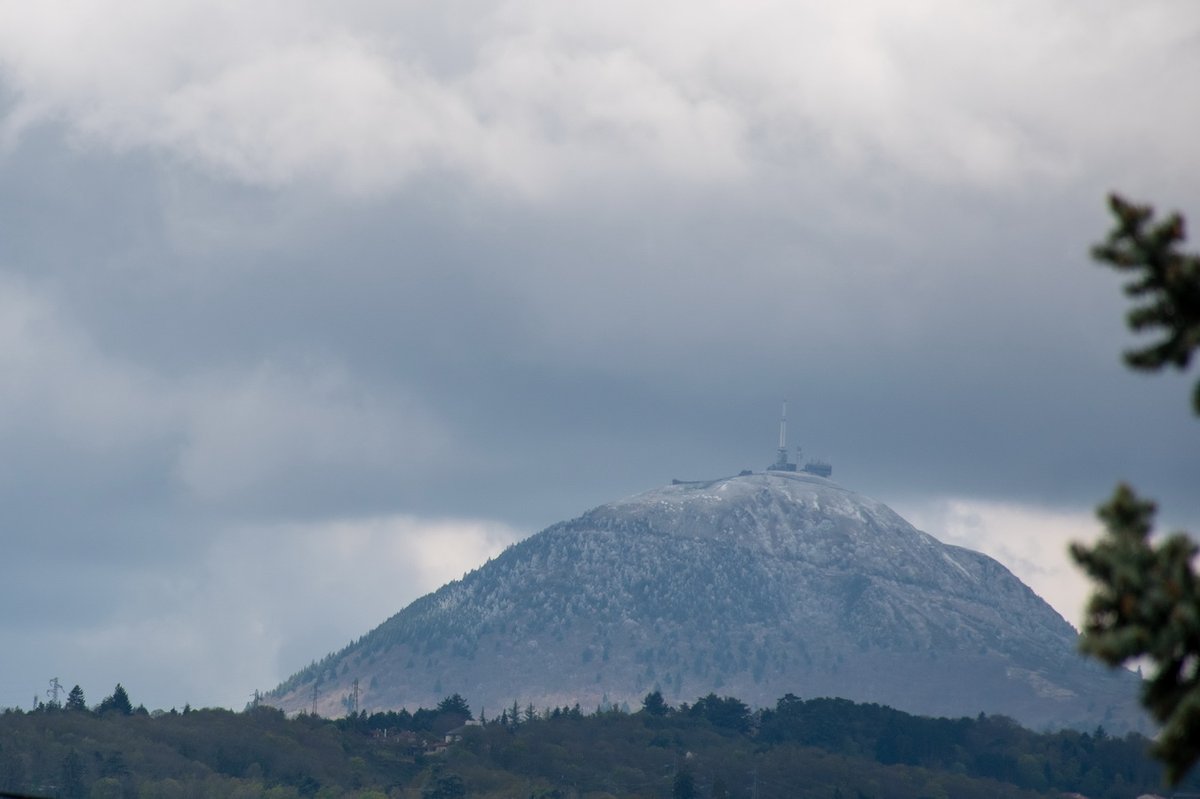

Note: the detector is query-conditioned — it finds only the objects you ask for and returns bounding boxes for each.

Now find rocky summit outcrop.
[269,471,1144,731]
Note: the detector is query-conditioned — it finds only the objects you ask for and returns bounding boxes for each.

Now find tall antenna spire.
[770,400,796,471]
[778,400,788,455]
[767,399,833,476]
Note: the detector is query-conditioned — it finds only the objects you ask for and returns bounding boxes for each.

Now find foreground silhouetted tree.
[1092,194,1200,410]
[1071,194,1200,784]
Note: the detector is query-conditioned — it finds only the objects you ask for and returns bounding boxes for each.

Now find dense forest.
[0,686,1187,799]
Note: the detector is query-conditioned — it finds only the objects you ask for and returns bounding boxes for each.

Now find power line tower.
[47,677,64,705]
[350,678,361,716]
[311,681,320,716]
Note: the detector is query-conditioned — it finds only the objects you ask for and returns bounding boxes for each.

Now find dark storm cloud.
[0,1,1197,709]
[98,174,1190,524]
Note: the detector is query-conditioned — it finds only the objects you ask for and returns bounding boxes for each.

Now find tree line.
[1,684,1191,799]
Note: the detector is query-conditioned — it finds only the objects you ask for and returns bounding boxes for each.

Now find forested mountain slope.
[271,472,1141,731]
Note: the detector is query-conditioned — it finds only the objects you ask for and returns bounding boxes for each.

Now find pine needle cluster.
[1072,194,1200,784]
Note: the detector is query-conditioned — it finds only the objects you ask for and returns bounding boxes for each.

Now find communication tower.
[766,400,833,477]
[769,401,797,472]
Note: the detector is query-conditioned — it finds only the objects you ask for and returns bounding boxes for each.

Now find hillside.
[0,693,1184,799]
[270,471,1142,731]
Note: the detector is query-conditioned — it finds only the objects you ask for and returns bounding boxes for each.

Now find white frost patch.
[941,552,974,581]
[894,497,1104,629]
[1005,666,1077,700]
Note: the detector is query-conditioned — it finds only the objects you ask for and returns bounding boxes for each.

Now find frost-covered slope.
[270,472,1142,731]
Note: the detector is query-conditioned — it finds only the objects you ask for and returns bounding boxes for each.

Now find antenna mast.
[768,400,799,472]
[777,400,789,465]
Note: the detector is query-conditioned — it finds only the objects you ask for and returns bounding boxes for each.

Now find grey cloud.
[4,3,1197,196]
[2,515,520,711]
[0,1,1198,710]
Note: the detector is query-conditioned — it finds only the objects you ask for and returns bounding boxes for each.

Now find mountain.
[269,471,1143,731]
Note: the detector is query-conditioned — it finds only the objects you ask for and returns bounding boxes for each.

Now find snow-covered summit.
[589,470,941,560]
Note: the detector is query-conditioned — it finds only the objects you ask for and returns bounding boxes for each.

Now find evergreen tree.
[1090,194,1200,412]
[60,749,86,799]
[436,693,472,720]
[672,768,697,799]
[690,693,751,732]
[97,683,133,716]
[1071,194,1200,784]
[421,769,466,799]
[65,684,86,712]
[641,689,669,716]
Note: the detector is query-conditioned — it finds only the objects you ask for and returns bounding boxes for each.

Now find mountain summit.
[270,471,1142,730]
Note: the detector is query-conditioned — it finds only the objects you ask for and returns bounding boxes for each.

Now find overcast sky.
[1,1,1198,712]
